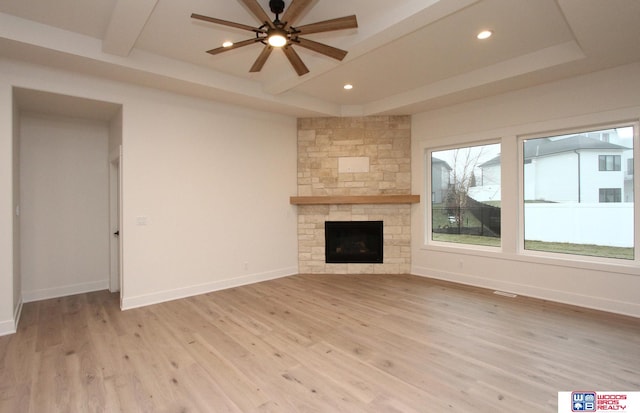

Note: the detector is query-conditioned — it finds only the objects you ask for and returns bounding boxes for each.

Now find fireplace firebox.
[325,221,383,264]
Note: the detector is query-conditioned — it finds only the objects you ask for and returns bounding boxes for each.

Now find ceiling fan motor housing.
[269,0,285,15]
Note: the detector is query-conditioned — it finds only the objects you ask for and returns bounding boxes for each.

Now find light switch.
[136,216,148,226]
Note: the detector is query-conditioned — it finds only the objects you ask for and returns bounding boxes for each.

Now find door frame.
[108,146,122,295]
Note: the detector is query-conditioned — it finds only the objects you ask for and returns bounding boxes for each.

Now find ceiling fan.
[191,0,358,76]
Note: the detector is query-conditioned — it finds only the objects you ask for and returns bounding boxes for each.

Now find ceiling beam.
[102,0,158,57]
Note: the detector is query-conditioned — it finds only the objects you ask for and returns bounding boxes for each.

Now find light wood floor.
[1,274,638,412]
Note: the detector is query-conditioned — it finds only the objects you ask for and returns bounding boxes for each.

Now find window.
[523,125,634,260]
[430,143,501,247]
[599,188,621,203]
[599,155,621,171]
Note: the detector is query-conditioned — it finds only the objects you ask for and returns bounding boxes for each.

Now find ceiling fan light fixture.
[267,34,287,47]
[267,31,287,47]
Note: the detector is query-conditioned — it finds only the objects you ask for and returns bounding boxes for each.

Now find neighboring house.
[431,157,452,204]
[469,155,501,202]
[478,155,501,187]
[474,133,632,204]
[524,135,630,203]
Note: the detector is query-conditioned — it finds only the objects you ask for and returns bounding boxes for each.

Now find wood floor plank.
[1,274,638,412]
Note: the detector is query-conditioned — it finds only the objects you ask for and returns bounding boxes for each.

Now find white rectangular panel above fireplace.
[294,116,416,275]
[338,156,370,173]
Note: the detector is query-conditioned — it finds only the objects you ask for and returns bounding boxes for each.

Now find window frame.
[518,121,638,264]
[425,140,502,251]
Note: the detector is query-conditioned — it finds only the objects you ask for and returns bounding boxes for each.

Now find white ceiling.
[1,0,639,117]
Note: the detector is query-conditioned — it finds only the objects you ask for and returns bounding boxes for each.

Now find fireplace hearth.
[325,221,383,264]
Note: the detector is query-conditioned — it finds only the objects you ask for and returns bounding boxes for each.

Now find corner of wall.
[0,295,20,336]
[121,267,297,310]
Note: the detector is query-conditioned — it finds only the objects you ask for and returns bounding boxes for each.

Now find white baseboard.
[0,318,16,336]
[22,280,109,303]
[411,265,640,318]
[0,298,23,337]
[13,296,23,330]
[121,267,298,310]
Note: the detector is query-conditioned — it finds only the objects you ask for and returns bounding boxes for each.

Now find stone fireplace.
[294,116,414,274]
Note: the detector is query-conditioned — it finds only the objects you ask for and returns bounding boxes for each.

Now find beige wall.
[121,93,298,308]
[412,62,640,317]
[108,107,123,155]
[20,113,110,301]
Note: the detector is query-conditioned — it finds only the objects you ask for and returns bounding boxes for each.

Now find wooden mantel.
[290,195,420,205]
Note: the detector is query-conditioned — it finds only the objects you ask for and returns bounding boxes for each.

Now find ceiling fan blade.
[191,13,262,33]
[250,45,273,72]
[294,15,358,35]
[206,38,259,55]
[295,37,348,61]
[282,46,309,76]
[281,0,313,28]
[237,0,275,28]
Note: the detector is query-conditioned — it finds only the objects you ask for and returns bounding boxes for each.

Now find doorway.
[14,88,123,307]
[109,147,122,294]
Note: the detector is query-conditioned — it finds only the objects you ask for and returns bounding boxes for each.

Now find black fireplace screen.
[325,221,383,264]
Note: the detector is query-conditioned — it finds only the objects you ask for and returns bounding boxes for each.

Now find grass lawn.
[524,240,633,260]
[431,234,633,260]
[432,233,500,247]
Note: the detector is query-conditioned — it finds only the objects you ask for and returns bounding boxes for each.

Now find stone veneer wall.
[296,116,412,274]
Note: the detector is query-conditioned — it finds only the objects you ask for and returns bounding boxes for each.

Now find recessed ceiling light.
[477,30,493,40]
[343,84,353,90]
[222,41,233,48]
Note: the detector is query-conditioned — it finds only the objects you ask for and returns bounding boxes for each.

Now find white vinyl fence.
[524,203,633,247]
